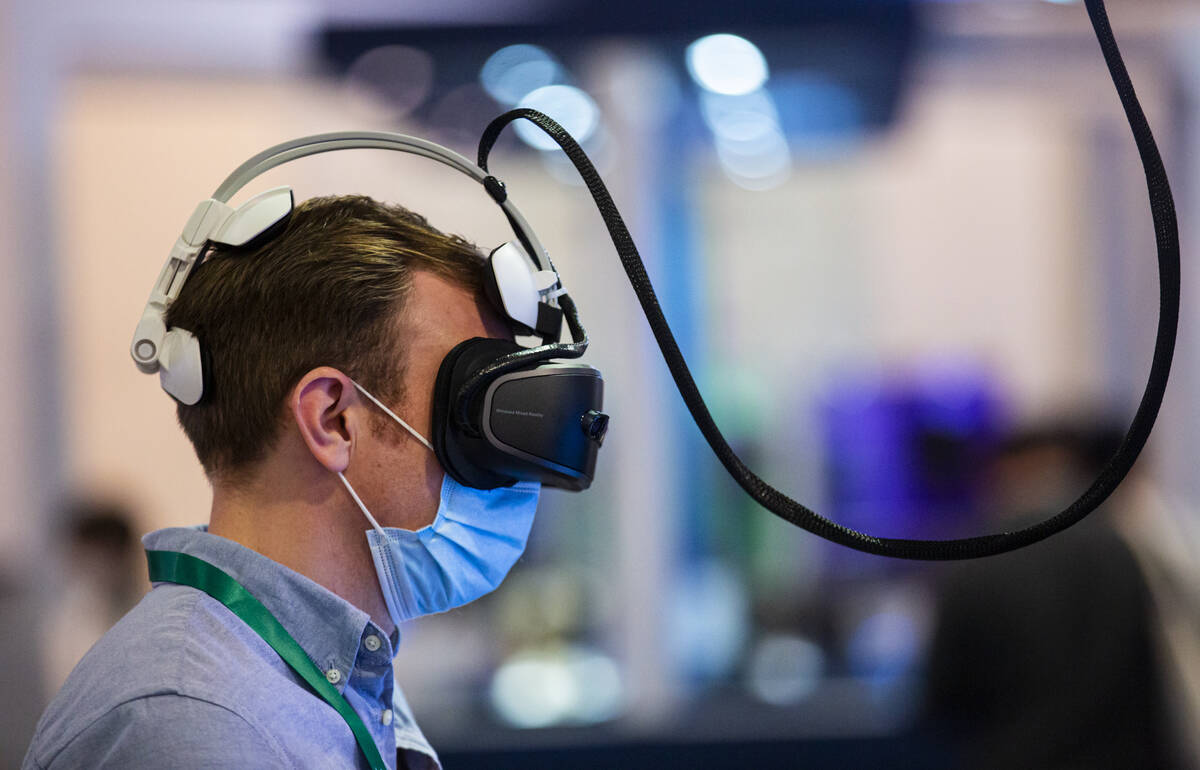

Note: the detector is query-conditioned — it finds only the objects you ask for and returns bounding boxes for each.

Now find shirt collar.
[142,525,394,693]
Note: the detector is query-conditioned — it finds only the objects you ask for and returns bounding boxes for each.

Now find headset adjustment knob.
[581,410,609,445]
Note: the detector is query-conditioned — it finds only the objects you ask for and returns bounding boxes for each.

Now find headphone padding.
[481,252,508,323]
[158,328,207,406]
[431,337,525,489]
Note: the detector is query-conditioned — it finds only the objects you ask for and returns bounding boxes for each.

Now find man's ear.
[290,367,361,473]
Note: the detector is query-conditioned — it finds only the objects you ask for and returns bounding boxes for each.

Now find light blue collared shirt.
[23,526,440,770]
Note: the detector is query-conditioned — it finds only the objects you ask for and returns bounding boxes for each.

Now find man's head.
[61,498,141,608]
[165,194,488,487]
[984,420,1126,520]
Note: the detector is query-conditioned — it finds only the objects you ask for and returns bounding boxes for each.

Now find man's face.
[352,269,513,531]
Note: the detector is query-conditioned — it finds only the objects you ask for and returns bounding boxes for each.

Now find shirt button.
[325,668,342,685]
[382,709,393,726]
[364,634,382,652]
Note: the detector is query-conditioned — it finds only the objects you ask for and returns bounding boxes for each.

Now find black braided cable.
[475,0,1179,561]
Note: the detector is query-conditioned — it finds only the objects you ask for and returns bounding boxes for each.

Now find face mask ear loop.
[338,471,388,538]
[349,379,435,453]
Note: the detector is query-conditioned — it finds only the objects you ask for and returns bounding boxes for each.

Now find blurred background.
[2,0,1200,767]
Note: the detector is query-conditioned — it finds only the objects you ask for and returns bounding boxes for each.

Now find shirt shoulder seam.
[40,691,295,770]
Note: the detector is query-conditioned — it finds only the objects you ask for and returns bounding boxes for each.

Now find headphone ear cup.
[158,328,206,406]
[481,251,508,321]
[484,242,543,334]
[431,336,525,489]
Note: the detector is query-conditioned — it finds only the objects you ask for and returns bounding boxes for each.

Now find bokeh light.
[428,82,503,148]
[686,34,770,96]
[480,44,564,106]
[514,85,600,151]
[490,645,623,728]
[746,634,826,706]
[701,91,791,190]
[344,45,434,118]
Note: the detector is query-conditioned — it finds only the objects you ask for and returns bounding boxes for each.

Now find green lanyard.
[146,549,389,770]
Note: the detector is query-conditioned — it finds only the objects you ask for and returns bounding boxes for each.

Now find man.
[40,499,143,695]
[923,423,1178,769]
[24,195,535,769]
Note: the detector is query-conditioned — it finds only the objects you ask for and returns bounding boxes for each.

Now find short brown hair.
[165,194,483,481]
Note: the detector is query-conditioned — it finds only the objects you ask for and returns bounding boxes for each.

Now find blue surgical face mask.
[337,380,540,626]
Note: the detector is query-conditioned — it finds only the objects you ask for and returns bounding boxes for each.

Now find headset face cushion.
[431,337,527,489]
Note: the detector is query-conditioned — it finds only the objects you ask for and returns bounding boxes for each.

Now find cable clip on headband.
[133,0,1175,560]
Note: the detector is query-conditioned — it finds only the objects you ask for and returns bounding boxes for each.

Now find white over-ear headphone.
[130,131,564,406]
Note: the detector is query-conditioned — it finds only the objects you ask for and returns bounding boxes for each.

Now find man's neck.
[207,467,396,637]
